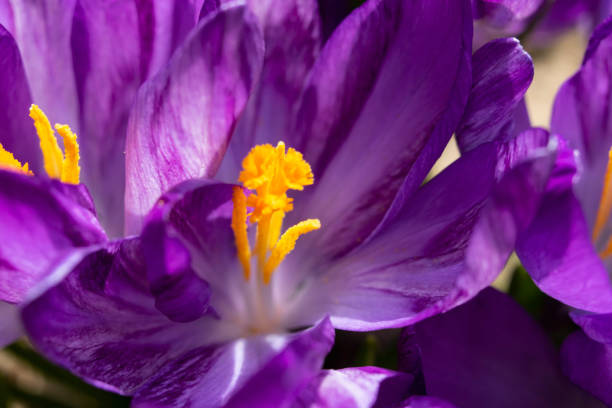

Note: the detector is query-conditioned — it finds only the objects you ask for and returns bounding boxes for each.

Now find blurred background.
[0,9,593,408]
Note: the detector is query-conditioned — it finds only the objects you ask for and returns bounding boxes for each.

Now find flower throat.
[231,142,320,284]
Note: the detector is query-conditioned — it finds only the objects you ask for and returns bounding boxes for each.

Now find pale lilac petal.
[295,367,414,408]
[124,4,264,235]
[133,319,334,408]
[6,0,79,131]
[0,301,21,347]
[288,0,472,261]
[70,0,201,236]
[456,38,534,152]
[222,318,334,408]
[0,25,39,172]
[216,0,321,181]
[410,288,605,408]
[284,131,557,331]
[0,170,106,303]
[141,180,237,322]
[561,331,612,407]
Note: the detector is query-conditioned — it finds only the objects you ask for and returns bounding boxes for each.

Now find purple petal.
[570,311,612,344]
[0,1,14,34]
[198,0,230,20]
[4,0,80,132]
[124,4,264,235]
[474,0,543,23]
[0,25,39,172]
[287,0,472,262]
[456,38,534,152]
[550,17,612,227]
[471,1,542,48]
[0,170,106,303]
[70,0,202,236]
[295,367,414,408]
[222,318,334,408]
[132,319,334,408]
[516,139,612,313]
[561,331,612,407]
[0,301,21,347]
[216,0,321,181]
[141,180,237,322]
[285,131,556,331]
[400,396,457,408]
[409,288,605,408]
[21,240,219,395]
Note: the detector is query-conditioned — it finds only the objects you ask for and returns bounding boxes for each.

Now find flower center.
[231,141,321,284]
[0,104,80,184]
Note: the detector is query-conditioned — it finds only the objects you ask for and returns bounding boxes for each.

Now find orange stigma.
[231,142,320,284]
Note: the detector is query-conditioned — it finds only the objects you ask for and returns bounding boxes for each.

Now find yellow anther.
[233,141,320,284]
[239,141,313,223]
[27,105,80,184]
[231,187,251,280]
[281,146,314,190]
[29,104,64,179]
[263,219,321,284]
[0,143,32,176]
[55,124,80,184]
[239,144,277,190]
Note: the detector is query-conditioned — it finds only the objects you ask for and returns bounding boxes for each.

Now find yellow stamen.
[0,143,32,175]
[231,141,320,284]
[600,236,612,259]
[29,104,64,179]
[0,106,80,183]
[267,211,285,250]
[263,219,320,284]
[231,187,251,280]
[254,213,273,273]
[25,105,81,184]
[55,124,80,184]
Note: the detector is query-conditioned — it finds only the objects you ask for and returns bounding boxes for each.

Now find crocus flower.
[512,16,612,405]
[458,13,612,405]
[0,0,234,346]
[405,288,606,408]
[1,0,558,405]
